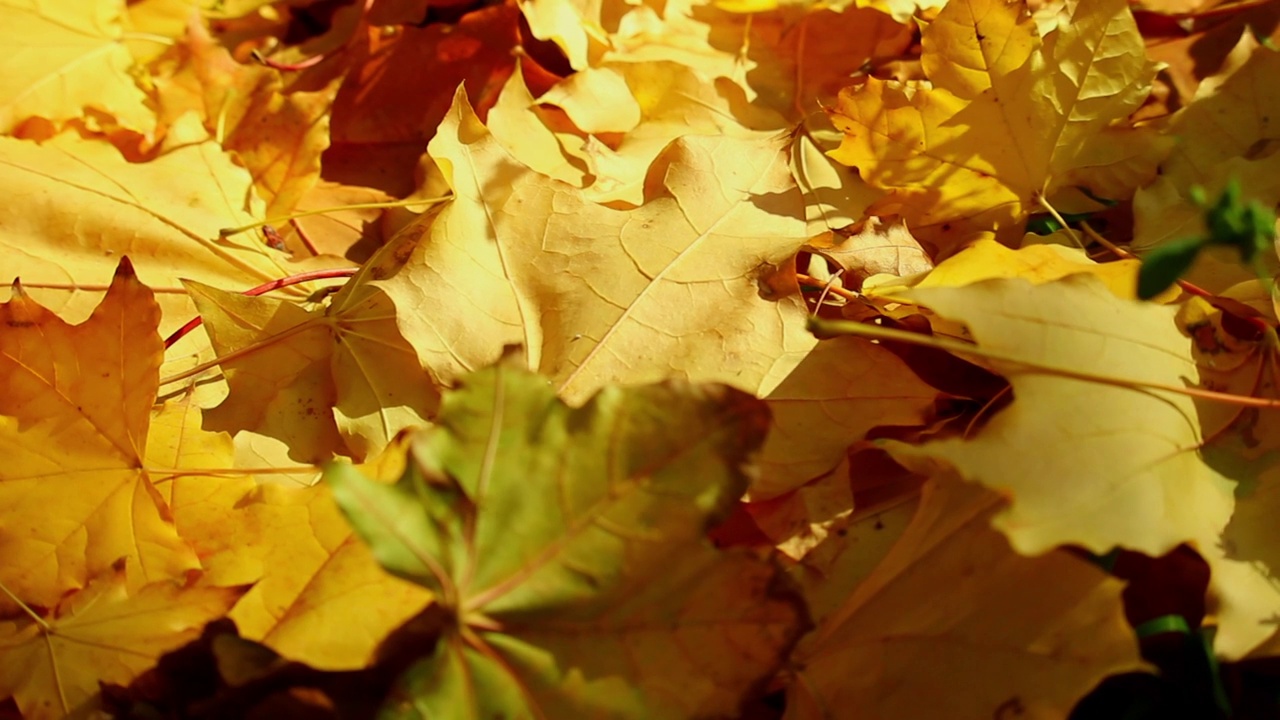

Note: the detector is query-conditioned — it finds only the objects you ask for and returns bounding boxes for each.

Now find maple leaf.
[361,188,525,397]
[755,336,939,498]
[252,180,405,260]
[186,257,437,463]
[147,391,433,671]
[779,477,918,627]
[329,3,525,147]
[539,61,784,204]
[0,260,199,609]
[730,5,913,121]
[155,19,340,221]
[1155,35,1280,186]
[866,236,1151,300]
[0,131,341,337]
[403,89,815,403]
[828,0,1166,245]
[171,475,434,670]
[803,215,933,289]
[326,360,807,718]
[0,0,153,135]
[0,563,246,720]
[787,476,1144,719]
[1170,298,1280,658]
[884,273,1236,557]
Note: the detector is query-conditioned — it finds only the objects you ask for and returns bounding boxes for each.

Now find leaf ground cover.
[2,0,1280,717]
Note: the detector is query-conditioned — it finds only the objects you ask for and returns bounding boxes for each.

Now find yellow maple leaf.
[540,61,783,205]
[788,475,1144,719]
[803,215,933,289]
[154,19,341,221]
[0,131,344,338]
[407,89,815,403]
[362,95,528,395]
[1157,34,1280,186]
[828,0,1166,245]
[755,337,938,498]
[1172,298,1280,658]
[0,563,245,720]
[486,65,587,187]
[148,393,433,671]
[886,274,1236,558]
[865,236,1150,300]
[0,260,199,609]
[0,0,154,135]
[171,475,433,670]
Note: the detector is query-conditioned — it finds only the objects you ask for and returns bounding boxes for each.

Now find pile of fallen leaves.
[2,0,1280,717]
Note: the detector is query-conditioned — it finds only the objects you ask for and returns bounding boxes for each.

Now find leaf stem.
[0,579,51,630]
[796,271,857,301]
[1035,193,1085,249]
[1081,221,1274,334]
[251,49,326,71]
[809,317,1280,409]
[164,268,357,349]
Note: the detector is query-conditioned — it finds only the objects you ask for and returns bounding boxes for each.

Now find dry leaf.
[829,0,1166,246]
[804,215,933,289]
[787,475,1144,719]
[0,0,154,135]
[0,261,198,609]
[887,274,1236,558]
[0,565,245,720]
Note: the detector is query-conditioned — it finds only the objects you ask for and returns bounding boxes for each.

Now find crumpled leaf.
[828,0,1165,246]
[1171,297,1280,658]
[0,564,246,720]
[786,475,1144,719]
[540,61,783,205]
[884,274,1237,559]
[326,360,807,719]
[0,0,153,135]
[803,215,933,289]
[0,260,199,610]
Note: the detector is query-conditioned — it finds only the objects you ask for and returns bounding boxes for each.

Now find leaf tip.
[114,256,138,279]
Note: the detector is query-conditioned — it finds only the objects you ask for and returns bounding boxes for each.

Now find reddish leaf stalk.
[164,267,359,349]
[250,49,327,71]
